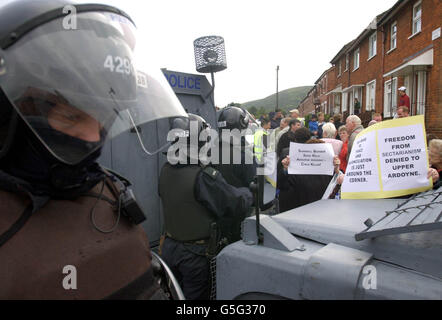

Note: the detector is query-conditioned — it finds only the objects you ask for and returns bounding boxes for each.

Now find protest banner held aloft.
[341,116,432,199]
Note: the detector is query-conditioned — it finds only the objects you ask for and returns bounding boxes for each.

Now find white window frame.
[390,21,397,51]
[342,92,348,112]
[384,77,397,118]
[345,54,349,71]
[353,48,360,71]
[338,61,342,77]
[412,1,422,36]
[368,32,377,60]
[366,80,376,111]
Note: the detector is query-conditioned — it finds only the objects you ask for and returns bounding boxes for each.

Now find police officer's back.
[214,106,256,188]
[159,114,253,300]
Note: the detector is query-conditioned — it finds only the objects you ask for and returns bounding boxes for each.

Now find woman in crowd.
[321,123,343,156]
[337,125,349,173]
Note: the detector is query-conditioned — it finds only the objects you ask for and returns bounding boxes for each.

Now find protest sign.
[263,151,277,188]
[288,142,334,175]
[341,116,432,199]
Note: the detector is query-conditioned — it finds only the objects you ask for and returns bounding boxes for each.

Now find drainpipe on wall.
[411,66,415,116]
[381,25,386,117]
[347,54,351,115]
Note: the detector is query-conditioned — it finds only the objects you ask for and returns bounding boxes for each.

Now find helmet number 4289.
[104,55,133,75]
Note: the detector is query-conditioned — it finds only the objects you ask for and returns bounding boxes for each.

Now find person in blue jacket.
[309,114,319,137]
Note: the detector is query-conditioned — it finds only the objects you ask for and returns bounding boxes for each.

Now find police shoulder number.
[104,55,133,75]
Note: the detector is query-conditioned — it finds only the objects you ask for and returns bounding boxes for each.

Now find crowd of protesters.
[251,106,441,213]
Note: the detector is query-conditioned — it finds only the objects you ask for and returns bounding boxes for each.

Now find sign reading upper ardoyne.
[341,115,432,199]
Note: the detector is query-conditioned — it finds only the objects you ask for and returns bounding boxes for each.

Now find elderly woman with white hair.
[321,123,343,156]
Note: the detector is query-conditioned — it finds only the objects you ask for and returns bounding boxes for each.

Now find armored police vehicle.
[216,184,442,300]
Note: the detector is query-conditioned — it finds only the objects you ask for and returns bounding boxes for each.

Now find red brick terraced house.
[298,86,315,116]
[299,67,335,117]
[328,40,355,118]
[380,0,441,136]
[298,0,441,135]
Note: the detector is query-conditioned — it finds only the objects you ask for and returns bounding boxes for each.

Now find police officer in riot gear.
[215,106,256,188]
[0,0,185,299]
[159,113,253,300]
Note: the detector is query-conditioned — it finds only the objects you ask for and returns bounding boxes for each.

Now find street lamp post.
[276,65,279,112]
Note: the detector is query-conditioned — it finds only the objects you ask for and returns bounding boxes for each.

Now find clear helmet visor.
[0,11,187,165]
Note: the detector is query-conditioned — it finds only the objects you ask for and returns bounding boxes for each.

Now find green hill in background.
[240,86,313,117]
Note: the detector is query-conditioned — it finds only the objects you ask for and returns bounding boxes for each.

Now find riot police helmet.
[0,0,186,166]
[217,106,250,131]
[168,113,211,164]
[170,113,210,142]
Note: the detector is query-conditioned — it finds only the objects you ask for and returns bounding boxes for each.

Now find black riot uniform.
[214,106,256,188]
[159,114,253,300]
[0,0,184,299]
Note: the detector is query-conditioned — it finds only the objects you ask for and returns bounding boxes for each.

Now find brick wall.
[299,0,440,135]
[347,29,384,113]
[383,0,442,136]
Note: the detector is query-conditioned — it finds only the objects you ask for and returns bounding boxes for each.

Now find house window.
[384,78,397,118]
[345,54,349,71]
[366,80,376,111]
[353,48,360,71]
[412,1,422,35]
[391,22,397,50]
[368,33,377,59]
[338,61,342,76]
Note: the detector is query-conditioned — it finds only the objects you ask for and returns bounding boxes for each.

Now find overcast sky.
[100,0,398,107]
[4,0,399,107]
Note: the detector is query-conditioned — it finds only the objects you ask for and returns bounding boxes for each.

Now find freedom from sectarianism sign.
[341,115,432,199]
